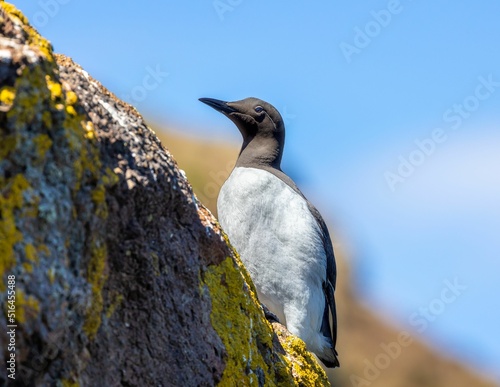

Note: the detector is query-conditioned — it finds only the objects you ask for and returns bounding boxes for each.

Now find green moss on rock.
[276,328,330,386]
[0,1,113,341]
[202,252,330,386]
[1,1,54,61]
[83,241,108,340]
[14,289,40,324]
[203,256,284,386]
[0,174,30,290]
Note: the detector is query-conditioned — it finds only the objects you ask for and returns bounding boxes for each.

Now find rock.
[0,2,330,386]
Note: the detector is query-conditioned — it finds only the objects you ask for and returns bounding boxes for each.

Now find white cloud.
[390,131,500,214]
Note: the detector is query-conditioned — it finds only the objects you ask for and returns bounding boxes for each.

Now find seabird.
[199,97,340,368]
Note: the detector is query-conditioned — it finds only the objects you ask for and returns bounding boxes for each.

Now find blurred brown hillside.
[157,129,237,214]
[156,127,496,387]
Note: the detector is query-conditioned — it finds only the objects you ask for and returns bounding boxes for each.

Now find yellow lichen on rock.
[0,85,16,110]
[1,2,114,341]
[0,174,30,290]
[14,288,40,324]
[202,251,329,386]
[105,293,124,319]
[61,378,80,387]
[33,133,53,159]
[7,65,51,131]
[24,243,37,263]
[0,135,17,159]
[22,262,33,273]
[0,1,29,25]
[275,326,330,387]
[203,256,290,386]
[46,75,63,100]
[66,90,78,105]
[83,240,108,340]
[83,120,96,140]
[47,267,55,284]
[0,1,54,62]
[202,230,330,386]
[102,166,119,187]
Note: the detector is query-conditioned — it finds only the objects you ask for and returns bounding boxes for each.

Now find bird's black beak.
[199,98,237,115]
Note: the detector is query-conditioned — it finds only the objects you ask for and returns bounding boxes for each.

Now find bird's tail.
[319,347,340,368]
[320,280,339,368]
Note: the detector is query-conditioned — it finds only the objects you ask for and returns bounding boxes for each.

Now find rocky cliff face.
[0,3,329,386]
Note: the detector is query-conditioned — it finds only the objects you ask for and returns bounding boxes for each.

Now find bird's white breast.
[217,167,326,324]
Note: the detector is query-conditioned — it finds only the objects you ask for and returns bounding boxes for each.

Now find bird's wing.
[307,203,338,348]
[259,166,338,347]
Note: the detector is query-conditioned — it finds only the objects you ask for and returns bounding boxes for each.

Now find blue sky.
[16,0,500,380]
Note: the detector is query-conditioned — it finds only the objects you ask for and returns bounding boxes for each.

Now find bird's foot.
[261,303,280,323]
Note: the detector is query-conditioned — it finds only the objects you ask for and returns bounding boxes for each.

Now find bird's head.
[199,97,285,168]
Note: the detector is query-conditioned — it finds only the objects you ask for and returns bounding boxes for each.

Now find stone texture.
[0,2,329,386]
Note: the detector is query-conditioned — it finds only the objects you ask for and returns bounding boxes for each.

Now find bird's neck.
[236,134,283,170]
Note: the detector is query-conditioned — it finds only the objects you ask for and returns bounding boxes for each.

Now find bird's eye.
[254,106,264,113]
